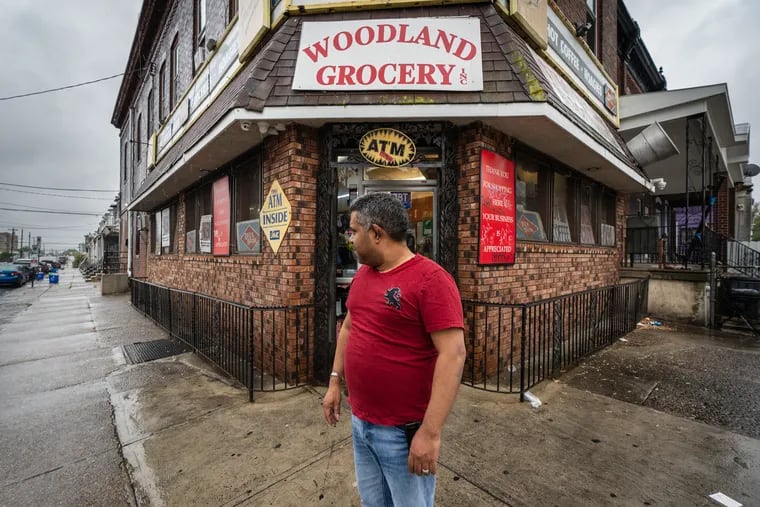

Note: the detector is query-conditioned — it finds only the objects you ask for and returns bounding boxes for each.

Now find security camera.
[651,178,667,192]
[574,21,593,38]
[240,121,251,132]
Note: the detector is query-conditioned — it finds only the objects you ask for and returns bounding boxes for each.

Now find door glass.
[402,190,435,259]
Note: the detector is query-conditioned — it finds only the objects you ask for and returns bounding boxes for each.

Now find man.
[322,192,466,507]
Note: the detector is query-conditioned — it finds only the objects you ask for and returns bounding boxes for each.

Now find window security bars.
[130,279,313,401]
[462,279,649,399]
[626,218,760,278]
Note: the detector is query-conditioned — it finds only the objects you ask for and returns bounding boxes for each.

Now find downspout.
[127,106,135,278]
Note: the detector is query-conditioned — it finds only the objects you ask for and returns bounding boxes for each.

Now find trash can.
[49,273,59,284]
[35,272,44,281]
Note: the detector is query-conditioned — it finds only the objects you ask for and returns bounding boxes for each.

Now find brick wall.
[145,124,318,307]
[456,122,621,305]
[143,124,319,384]
[455,122,622,382]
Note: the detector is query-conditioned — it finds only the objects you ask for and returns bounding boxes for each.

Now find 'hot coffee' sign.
[293,18,483,91]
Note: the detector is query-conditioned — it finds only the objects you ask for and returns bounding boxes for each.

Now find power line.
[0,182,118,193]
[0,201,104,212]
[0,207,101,216]
[0,223,96,230]
[0,72,125,101]
[0,187,114,200]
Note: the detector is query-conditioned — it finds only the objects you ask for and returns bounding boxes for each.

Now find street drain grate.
[122,339,191,365]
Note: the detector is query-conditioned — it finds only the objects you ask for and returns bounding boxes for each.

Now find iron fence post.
[519,305,526,402]
[249,307,254,402]
[709,252,717,329]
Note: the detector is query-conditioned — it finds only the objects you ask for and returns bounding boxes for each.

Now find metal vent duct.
[627,121,679,167]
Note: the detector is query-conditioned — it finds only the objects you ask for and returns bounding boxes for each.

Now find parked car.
[14,258,39,279]
[0,263,27,287]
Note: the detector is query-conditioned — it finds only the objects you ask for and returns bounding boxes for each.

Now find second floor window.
[146,90,154,141]
[170,35,179,110]
[159,62,166,121]
[136,113,142,162]
[123,143,128,181]
[585,0,597,54]
[228,0,238,24]
[195,0,207,45]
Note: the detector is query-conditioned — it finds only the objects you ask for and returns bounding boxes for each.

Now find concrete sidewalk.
[71,272,760,505]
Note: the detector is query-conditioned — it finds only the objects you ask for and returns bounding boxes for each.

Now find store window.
[185,184,212,254]
[134,216,141,256]
[152,204,177,254]
[600,192,616,246]
[515,157,549,241]
[580,183,597,244]
[232,154,263,254]
[552,173,576,242]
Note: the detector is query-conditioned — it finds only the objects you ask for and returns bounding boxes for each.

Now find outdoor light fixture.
[574,21,593,37]
[651,178,667,192]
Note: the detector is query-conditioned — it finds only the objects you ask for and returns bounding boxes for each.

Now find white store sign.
[293,17,483,91]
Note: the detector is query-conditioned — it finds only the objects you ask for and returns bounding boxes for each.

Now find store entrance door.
[333,180,438,344]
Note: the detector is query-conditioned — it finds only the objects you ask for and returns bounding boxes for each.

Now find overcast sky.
[0,1,140,253]
[626,0,758,195]
[0,1,757,252]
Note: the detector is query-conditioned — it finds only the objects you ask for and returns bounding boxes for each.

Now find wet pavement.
[562,325,760,440]
[1,270,759,506]
[0,270,135,506]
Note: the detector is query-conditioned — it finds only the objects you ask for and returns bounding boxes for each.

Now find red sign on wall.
[212,176,230,256]
[479,149,516,265]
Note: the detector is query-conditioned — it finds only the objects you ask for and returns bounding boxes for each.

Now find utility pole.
[10,228,15,255]
[20,228,24,256]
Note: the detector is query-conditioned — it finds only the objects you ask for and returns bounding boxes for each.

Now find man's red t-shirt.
[344,254,464,426]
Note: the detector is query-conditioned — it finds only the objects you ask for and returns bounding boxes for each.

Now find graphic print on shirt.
[384,287,402,310]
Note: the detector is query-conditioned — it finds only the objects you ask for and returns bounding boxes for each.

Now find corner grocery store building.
[115,0,656,386]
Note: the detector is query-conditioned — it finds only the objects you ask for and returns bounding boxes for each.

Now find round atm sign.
[359,128,416,167]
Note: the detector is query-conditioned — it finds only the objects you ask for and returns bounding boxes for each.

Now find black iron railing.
[626,220,760,278]
[130,279,313,401]
[462,279,649,398]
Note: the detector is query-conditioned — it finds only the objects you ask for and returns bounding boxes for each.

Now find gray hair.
[349,192,409,242]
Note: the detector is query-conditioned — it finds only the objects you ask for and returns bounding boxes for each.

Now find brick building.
[113,0,666,383]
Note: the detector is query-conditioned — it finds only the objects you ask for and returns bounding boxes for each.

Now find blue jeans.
[351,414,436,507]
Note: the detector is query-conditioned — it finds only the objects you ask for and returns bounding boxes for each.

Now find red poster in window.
[479,149,516,265]
[212,176,230,256]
